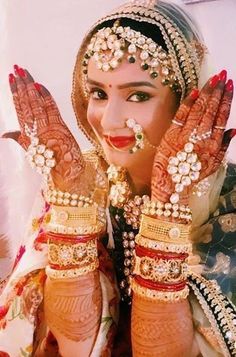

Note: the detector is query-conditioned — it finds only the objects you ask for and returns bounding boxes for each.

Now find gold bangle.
[45,188,94,207]
[48,204,106,235]
[50,205,98,227]
[133,254,189,283]
[48,239,97,268]
[139,214,191,244]
[45,259,99,279]
[131,278,189,302]
[135,234,192,254]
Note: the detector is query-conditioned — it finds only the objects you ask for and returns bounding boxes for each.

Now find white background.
[0,0,235,159]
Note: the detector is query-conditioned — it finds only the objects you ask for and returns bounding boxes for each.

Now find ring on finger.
[172,119,184,127]
[189,128,212,143]
[214,125,225,130]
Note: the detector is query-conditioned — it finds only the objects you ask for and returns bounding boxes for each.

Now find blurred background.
[0,0,235,159]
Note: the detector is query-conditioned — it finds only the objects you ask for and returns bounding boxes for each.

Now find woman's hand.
[151,70,235,204]
[9,65,94,194]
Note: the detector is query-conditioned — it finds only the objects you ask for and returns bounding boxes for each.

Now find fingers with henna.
[222,128,236,147]
[183,73,220,132]
[212,79,234,143]
[34,83,65,126]
[172,88,199,127]
[197,69,227,135]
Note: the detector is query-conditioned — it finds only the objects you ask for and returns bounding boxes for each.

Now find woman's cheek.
[87,104,101,132]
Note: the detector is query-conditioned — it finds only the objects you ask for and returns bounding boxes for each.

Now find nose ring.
[126,119,144,153]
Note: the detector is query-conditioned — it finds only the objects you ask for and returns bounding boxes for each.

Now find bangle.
[139,214,191,244]
[135,234,192,254]
[141,200,192,222]
[135,275,187,291]
[45,259,99,279]
[48,204,106,235]
[46,231,98,244]
[45,188,94,207]
[131,277,189,301]
[135,245,188,261]
[133,254,188,283]
[48,239,98,268]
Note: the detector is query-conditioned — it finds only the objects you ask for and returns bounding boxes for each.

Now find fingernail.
[190,88,199,100]
[226,79,234,92]
[18,68,26,77]
[9,73,15,83]
[34,83,41,91]
[219,69,227,82]
[13,64,19,74]
[209,75,220,88]
[230,128,236,138]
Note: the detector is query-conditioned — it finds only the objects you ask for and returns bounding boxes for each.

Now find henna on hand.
[44,271,102,356]
[131,294,195,357]
[151,71,234,204]
[8,66,91,194]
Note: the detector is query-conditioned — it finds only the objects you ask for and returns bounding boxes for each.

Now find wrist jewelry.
[47,204,106,235]
[135,234,192,254]
[25,120,56,182]
[45,188,94,207]
[131,277,189,301]
[45,260,99,279]
[48,239,98,268]
[133,254,188,283]
[140,214,191,244]
[141,199,192,222]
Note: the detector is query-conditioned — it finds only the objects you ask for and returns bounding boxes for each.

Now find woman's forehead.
[87,56,162,89]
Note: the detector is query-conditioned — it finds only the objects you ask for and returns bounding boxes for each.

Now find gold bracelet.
[45,259,99,279]
[135,234,192,254]
[48,239,97,268]
[131,278,189,302]
[45,188,94,207]
[133,254,188,283]
[50,205,98,227]
[141,200,192,222]
[139,215,191,244]
[48,204,106,235]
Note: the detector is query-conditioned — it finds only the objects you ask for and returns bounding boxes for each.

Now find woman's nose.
[101,98,125,132]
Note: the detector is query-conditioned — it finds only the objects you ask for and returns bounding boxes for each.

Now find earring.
[126,119,144,154]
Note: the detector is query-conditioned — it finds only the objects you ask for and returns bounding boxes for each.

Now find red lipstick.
[104,135,135,149]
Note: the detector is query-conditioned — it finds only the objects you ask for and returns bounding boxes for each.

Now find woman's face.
[86,52,179,176]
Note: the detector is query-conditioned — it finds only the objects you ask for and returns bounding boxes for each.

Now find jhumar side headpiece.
[72,0,206,154]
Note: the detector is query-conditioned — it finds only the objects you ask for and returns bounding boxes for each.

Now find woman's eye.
[90,88,107,100]
[127,92,151,102]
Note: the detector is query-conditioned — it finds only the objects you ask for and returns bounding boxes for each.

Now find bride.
[0,1,236,356]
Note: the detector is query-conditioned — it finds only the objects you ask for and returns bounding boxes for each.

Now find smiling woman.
[0,0,236,356]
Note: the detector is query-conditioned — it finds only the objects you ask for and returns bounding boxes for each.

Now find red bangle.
[135,245,188,261]
[49,262,90,270]
[46,231,98,244]
[134,275,187,292]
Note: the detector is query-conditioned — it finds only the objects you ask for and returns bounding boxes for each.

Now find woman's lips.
[104,135,135,149]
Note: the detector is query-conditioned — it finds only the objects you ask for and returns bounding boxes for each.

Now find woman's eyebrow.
[118,81,157,89]
[87,79,157,90]
[87,79,105,88]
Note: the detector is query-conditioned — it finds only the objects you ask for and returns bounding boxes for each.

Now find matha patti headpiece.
[82,20,179,93]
